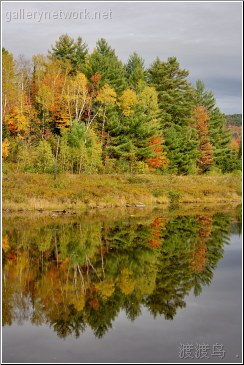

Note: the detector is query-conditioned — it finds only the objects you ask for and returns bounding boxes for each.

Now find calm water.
[2,206,242,363]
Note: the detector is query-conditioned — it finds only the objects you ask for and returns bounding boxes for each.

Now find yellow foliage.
[139,86,158,112]
[5,106,30,135]
[117,268,135,295]
[72,294,86,312]
[2,234,10,252]
[56,112,70,129]
[119,89,137,116]
[73,72,88,90]
[95,280,115,299]
[229,139,240,156]
[96,84,117,106]
[136,268,157,295]
[2,139,10,158]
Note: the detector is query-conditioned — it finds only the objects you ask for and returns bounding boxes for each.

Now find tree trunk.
[54,137,60,183]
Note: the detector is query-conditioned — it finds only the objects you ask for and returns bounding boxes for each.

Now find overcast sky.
[2,1,243,114]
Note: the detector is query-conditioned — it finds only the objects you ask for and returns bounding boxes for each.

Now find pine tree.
[194,80,216,112]
[147,57,194,127]
[209,108,236,172]
[105,104,161,171]
[50,34,76,62]
[50,34,88,72]
[164,125,198,174]
[85,38,127,93]
[125,52,146,91]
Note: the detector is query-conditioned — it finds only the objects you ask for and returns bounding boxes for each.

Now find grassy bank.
[2,172,242,212]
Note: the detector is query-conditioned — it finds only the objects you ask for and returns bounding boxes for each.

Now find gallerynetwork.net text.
[5,9,113,22]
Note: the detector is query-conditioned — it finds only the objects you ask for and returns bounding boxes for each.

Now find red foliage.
[148,217,162,248]
[89,297,100,310]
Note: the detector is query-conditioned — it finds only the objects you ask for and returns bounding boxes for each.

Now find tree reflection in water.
[2,208,240,339]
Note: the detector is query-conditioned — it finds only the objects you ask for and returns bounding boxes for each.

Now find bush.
[205,166,223,176]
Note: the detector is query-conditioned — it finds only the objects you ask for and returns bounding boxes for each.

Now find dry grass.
[2,172,242,212]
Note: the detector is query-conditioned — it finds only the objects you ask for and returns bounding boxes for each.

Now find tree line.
[2,34,242,175]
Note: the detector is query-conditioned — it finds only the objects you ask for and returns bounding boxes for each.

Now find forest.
[2,34,242,176]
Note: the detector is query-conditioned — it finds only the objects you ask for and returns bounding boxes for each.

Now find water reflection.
[2,208,241,339]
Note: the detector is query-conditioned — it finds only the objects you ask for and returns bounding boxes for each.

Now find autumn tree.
[193,106,213,173]
[65,72,89,123]
[35,57,70,134]
[2,139,10,159]
[147,136,168,170]
[193,81,235,172]
[2,48,18,122]
[95,84,117,147]
[118,89,137,116]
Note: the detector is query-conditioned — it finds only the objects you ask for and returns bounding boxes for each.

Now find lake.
[2,205,242,363]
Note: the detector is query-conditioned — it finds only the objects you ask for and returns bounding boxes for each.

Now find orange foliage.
[89,297,100,310]
[191,242,208,273]
[88,73,101,96]
[193,106,213,172]
[198,216,212,239]
[91,73,101,84]
[191,215,212,273]
[147,136,168,169]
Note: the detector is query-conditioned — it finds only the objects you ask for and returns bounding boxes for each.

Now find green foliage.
[194,80,216,112]
[105,105,160,170]
[125,52,146,91]
[164,125,198,175]
[85,38,127,92]
[168,191,181,204]
[59,122,102,174]
[34,140,54,173]
[50,34,88,72]
[148,56,194,127]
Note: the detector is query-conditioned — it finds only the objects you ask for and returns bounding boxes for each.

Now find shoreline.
[2,172,242,215]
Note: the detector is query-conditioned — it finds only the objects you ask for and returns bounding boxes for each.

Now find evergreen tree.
[125,52,146,91]
[194,80,216,112]
[50,34,88,72]
[85,38,127,93]
[147,57,194,127]
[105,105,160,172]
[208,108,233,172]
[164,125,198,175]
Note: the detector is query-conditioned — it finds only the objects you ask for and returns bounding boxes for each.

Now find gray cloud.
[2,1,242,113]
